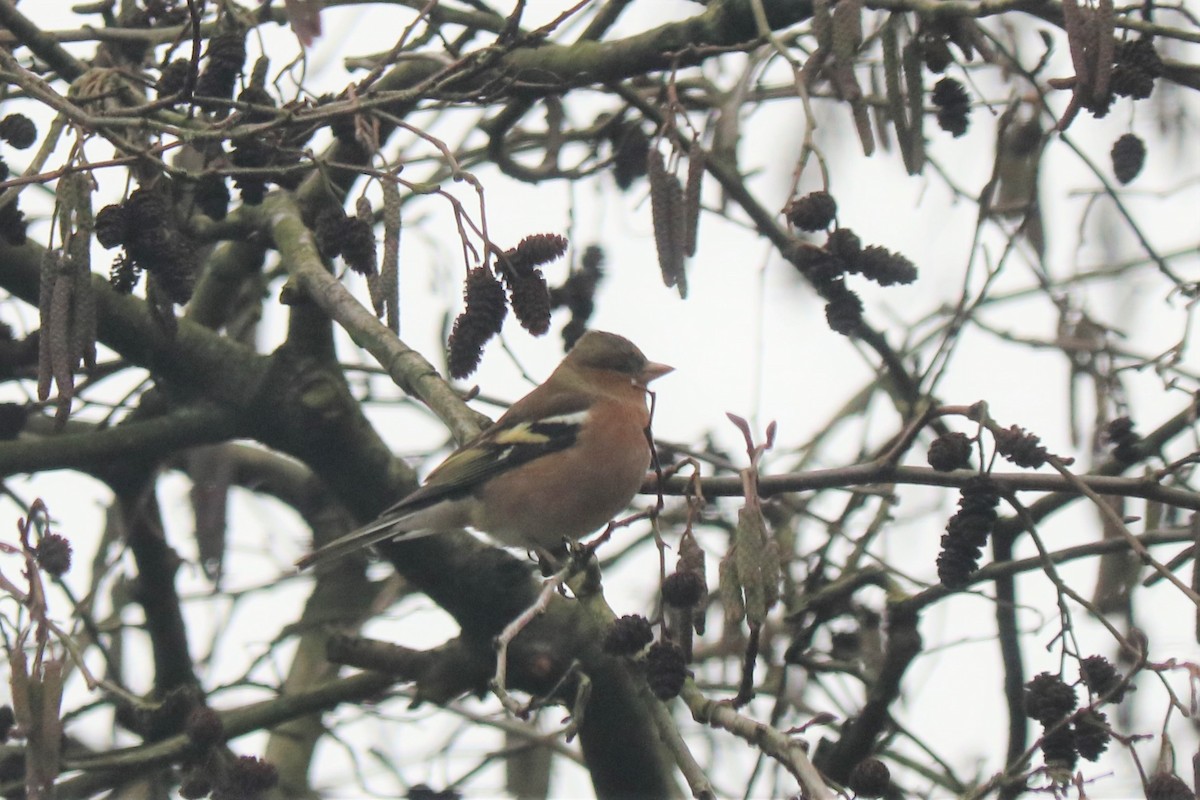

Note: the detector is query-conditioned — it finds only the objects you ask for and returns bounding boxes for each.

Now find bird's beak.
[638,361,674,386]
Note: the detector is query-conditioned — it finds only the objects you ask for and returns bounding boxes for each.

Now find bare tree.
[0,0,1197,798]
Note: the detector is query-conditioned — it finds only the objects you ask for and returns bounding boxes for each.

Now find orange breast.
[472,395,651,549]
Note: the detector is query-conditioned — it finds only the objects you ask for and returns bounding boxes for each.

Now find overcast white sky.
[7,1,1200,797]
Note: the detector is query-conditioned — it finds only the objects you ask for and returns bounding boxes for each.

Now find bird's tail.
[295,517,406,571]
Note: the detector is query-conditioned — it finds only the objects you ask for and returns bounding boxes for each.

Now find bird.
[296,331,672,570]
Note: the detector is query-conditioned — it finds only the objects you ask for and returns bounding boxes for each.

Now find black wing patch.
[392,414,584,510]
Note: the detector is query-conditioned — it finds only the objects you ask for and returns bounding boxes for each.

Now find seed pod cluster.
[1079,654,1129,704]
[854,245,919,286]
[497,233,566,336]
[447,267,508,379]
[34,532,72,577]
[785,192,919,337]
[604,618,688,702]
[0,122,32,245]
[444,233,570,378]
[179,735,278,799]
[823,281,865,336]
[0,114,37,149]
[847,758,891,798]
[96,183,199,304]
[1073,709,1110,761]
[156,59,192,100]
[927,432,973,472]
[935,476,999,589]
[604,117,651,190]
[917,30,954,73]
[324,99,379,161]
[916,16,982,73]
[645,640,687,700]
[1103,416,1139,462]
[230,137,270,205]
[225,75,293,204]
[1024,672,1077,724]
[195,29,247,101]
[993,423,1050,468]
[931,77,970,136]
[603,614,654,656]
[1021,659,1125,772]
[784,190,837,232]
[647,148,688,298]
[663,531,708,660]
[0,199,26,246]
[185,706,224,749]
[663,567,706,610]
[1110,133,1145,184]
[342,198,378,276]
[314,205,376,275]
[1110,37,1164,100]
[194,172,230,221]
[134,681,276,799]
[549,244,604,349]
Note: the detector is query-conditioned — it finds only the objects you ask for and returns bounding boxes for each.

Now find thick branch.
[51,671,396,799]
[264,191,486,444]
[0,404,236,479]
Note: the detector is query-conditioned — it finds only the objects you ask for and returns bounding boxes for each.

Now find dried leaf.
[828,0,873,157]
[55,172,81,248]
[36,252,58,402]
[677,528,708,635]
[10,648,64,796]
[683,141,704,258]
[902,39,926,174]
[647,147,687,298]
[188,444,235,582]
[367,272,384,318]
[48,266,74,424]
[677,528,706,576]
[380,177,402,332]
[33,660,65,790]
[992,112,1044,215]
[734,503,781,627]
[870,68,892,152]
[69,257,96,372]
[1062,0,1092,92]
[850,100,876,157]
[811,0,834,53]
[63,174,97,371]
[719,552,744,626]
[881,16,909,147]
[831,0,864,64]
[1093,0,1115,101]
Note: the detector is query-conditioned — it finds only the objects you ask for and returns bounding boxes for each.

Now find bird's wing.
[295,409,589,571]
[385,410,588,512]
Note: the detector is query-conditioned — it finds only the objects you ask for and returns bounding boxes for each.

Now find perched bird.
[297,331,672,570]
